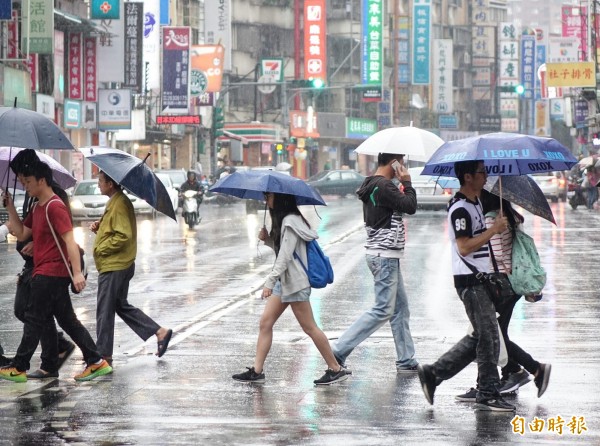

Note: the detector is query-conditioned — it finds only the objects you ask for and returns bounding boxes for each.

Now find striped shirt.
[485,214,513,274]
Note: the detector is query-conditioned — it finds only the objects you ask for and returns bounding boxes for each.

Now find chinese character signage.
[304,0,327,85]
[412,0,431,85]
[93,0,125,83]
[562,5,585,60]
[205,0,232,71]
[520,33,535,99]
[7,10,18,59]
[346,117,377,139]
[98,88,131,130]
[161,27,191,114]
[91,0,120,20]
[361,0,383,86]
[84,37,97,102]
[546,62,596,87]
[398,16,409,85]
[432,39,453,113]
[548,37,579,62]
[21,0,53,54]
[68,33,83,100]
[124,2,143,93]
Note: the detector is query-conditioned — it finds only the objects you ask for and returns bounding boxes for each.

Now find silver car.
[530,172,568,202]
[69,180,108,221]
[409,167,458,211]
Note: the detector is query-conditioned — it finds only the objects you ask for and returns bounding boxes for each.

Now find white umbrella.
[354,126,444,161]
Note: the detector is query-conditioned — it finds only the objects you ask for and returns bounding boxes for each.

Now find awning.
[54,9,106,35]
[218,123,283,144]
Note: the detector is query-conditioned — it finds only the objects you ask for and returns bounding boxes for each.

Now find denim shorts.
[273,280,311,303]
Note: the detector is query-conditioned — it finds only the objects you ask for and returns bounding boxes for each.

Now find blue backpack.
[293,240,334,288]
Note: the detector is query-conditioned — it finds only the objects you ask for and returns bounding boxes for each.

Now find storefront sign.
[67,33,83,100]
[21,0,53,54]
[84,37,97,102]
[98,88,132,130]
[304,0,327,85]
[64,100,81,129]
[412,0,431,85]
[432,39,453,113]
[362,0,383,86]
[162,27,190,114]
[124,2,143,93]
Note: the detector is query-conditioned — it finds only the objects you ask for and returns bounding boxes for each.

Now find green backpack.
[509,228,546,296]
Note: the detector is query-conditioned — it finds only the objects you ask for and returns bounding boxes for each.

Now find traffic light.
[290,78,326,89]
[275,143,283,154]
[499,84,525,95]
[212,106,224,137]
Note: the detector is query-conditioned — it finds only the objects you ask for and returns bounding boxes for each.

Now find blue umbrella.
[210,169,326,206]
[422,132,578,177]
[78,146,176,221]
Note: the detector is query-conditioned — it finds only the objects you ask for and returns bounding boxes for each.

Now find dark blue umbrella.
[78,146,176,221]
[422,132,578,177]
[210,169,326,206]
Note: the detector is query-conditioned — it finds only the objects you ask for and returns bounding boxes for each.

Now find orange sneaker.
[74,359,113,382]
[0,366,27,383]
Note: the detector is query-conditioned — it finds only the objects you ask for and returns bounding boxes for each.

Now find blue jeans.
[333,255,417,367]
[430,284,501,399]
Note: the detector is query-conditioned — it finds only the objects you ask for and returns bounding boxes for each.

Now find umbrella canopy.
[485,175,555,225]
[209,169,326,206]
[78,146,176,221]
[0,147,76,190]
[354,126,444,161]
[422,132,578,177]
[0,106,75,151]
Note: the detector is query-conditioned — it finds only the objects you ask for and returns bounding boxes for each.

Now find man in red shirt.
[1,161,112,382]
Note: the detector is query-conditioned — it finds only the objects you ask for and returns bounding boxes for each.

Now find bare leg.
[253,295,288,373]
[290,301,340,371]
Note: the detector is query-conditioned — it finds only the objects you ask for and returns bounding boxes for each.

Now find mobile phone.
[391,160,401,172]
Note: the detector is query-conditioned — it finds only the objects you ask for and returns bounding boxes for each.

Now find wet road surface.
[0,198,598,445]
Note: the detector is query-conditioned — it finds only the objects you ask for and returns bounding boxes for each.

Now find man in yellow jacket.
[90,171,172,366]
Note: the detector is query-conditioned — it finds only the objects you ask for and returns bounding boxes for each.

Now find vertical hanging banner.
[93,0,125,83]
[21,0,53,54]
[520,32,536,100]
[67,33,83,100]
[361,0,383,86]
[204,0,231,71]
[54,30,65,104]
[561,5,586,60]
[143,0,161,93]
[412,0,431,85]
[432,39,453,113]
[84,37,97,102]
[23,54,38,92]
[7,10,18,59]
[124,2,143,93]
[304,0,327,84]
[161,27,191,114]
[91,0,120,20]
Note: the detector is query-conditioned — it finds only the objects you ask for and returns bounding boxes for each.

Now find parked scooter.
[181,189,202,228]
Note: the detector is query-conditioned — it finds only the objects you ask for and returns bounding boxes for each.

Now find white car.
[530,172,568,202]
[69,180,108,220]
[155,172,180,212]
[409,167,458,211]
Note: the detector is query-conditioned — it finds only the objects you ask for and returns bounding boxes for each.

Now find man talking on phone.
[332,153,419,373]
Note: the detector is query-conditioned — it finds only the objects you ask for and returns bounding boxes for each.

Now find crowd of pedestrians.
[1,150,551,414]
[0,150,172,383]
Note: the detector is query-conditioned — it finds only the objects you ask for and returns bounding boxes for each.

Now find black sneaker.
[0,355,10,367]
[232,367,265,383]
[534,363,551,398]
[396,364,419,373]
[417,364,437,405]
[314,367,350,385]
[499,369,531,394]
[475,396,516,412]
[455,387,478,402]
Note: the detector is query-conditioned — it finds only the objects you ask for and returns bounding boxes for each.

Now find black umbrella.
[78,146,176,221]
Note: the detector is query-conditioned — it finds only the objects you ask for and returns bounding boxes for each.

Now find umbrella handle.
[499,176,503,215]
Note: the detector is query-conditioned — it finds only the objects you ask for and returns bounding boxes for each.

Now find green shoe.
[74,360,113,382]
[0,366,27,383]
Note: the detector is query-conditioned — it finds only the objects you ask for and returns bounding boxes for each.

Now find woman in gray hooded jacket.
[232,192,349,385]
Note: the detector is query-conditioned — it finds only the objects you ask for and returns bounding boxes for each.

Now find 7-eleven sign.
[261,58,283,82]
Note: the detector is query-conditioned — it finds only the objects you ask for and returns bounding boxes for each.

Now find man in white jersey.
[417,160,516,412]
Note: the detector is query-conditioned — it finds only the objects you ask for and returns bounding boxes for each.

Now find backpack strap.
[45,198,75,283]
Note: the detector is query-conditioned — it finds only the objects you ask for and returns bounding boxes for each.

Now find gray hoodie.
[264,214,318,296]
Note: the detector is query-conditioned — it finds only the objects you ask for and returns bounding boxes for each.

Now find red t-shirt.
[23,196,72,277]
